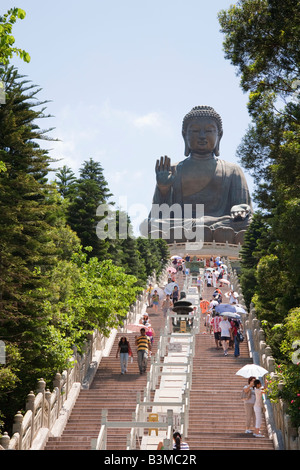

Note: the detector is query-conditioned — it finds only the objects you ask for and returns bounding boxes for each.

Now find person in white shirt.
[205,312,211,334]
[228,289,238,304]
[212,270,218,288]
[219,316,232,356]
[253,379,266,437]
[243,376,256,434]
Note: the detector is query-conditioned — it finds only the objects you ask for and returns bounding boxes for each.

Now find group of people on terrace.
[200,256,244,358]
[116,254,267,446]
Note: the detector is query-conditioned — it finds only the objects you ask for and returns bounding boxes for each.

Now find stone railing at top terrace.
[0,268,168,451]
[228,260,300,451]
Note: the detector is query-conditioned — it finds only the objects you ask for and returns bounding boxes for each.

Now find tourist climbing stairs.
[45,307,166,450]
[186,282,274,450]
[45,263,275,451]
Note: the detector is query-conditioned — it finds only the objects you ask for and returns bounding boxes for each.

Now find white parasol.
[219,311,241,319]
[236,364,269,379]
[125,324,150,333]
[218,279,230,285]
[164,282,179,295]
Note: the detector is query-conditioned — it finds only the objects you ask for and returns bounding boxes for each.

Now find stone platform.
[168,241,242,260]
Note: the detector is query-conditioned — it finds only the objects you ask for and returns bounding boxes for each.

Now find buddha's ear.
[214,142,220,157]
[214,133,222,157]
[183,135,190,156]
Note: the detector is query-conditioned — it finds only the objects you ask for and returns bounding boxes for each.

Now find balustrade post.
[45,388,52,429]
[259,340,267,365]
[53,373,62,417]
[267,355,275,373]
[101,409,108,450]
[12,411,23,450]
[0,432,10,450]
[25,390,35,446]
[37,378,46,426]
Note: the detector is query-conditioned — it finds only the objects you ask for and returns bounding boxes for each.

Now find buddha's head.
[182,106,223,157]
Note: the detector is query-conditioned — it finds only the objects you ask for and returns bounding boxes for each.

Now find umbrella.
[215,304,247,315]
[152,286,165,298]
[164,282,179,295]
[125,324,150,333]
[219,311,241,319]
[236,364,268,379]
[235,305,247,314]
[154,287,165,299]
[171,255,182,260]
[219,279,230,285]
[167,267,177,273]
[215,304,236,313]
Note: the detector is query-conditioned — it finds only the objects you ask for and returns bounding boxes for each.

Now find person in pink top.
[210,313,222,349]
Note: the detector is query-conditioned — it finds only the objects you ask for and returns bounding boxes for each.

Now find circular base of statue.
[140,217,249,245]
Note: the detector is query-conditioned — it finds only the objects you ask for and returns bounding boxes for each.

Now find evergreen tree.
[55,164,76,199]
[67,158,113,260]
[0,66,56,324]
[239,212,272,308]
[136,238,169,279]
[0,66,64,426]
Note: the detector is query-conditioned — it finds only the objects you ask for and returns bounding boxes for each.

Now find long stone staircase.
[186,275,273,450]
[45,267,275,451]
[45,308,165,450]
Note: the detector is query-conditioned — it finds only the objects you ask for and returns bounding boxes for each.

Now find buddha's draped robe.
[151,157,252,230]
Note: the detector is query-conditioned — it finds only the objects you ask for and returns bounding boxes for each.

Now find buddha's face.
[186,117,219,158]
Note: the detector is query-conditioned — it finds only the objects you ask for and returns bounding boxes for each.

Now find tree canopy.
[0,66,169,434]
[0,8,30,65]
[219,0,300,426]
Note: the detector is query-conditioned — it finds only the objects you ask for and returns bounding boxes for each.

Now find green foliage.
[0,66,170,435]
[263,309,300,426]
[0,8,30,65]
[218,0,300,117]
[219,0,300,424]
[65,158,113,260]
[239,212,271,307]
[54,165,77,199]
[266,362,300,428]
[0,66,170,434]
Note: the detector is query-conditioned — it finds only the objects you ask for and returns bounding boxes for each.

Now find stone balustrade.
[0,272,158,451]
[228,260,300,451]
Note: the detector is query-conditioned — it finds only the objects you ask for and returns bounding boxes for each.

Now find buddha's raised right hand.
[155,156,175,193]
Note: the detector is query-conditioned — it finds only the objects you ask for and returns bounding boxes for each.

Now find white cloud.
[108,169,129,184]
[133,112,165,129]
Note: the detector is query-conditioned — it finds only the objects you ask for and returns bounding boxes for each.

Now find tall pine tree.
[55,164,76,199]
[67,158,113,260]
[0,66,66,424]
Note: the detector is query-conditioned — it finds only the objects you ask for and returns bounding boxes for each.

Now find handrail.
[92,281,199,451]
[92,409,174,451]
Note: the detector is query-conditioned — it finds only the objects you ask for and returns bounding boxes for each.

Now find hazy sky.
[2,0,255,234]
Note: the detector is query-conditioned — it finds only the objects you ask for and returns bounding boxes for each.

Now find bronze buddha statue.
[142,105,252,244]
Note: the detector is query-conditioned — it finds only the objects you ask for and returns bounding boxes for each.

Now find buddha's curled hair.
[182,105,223,138]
